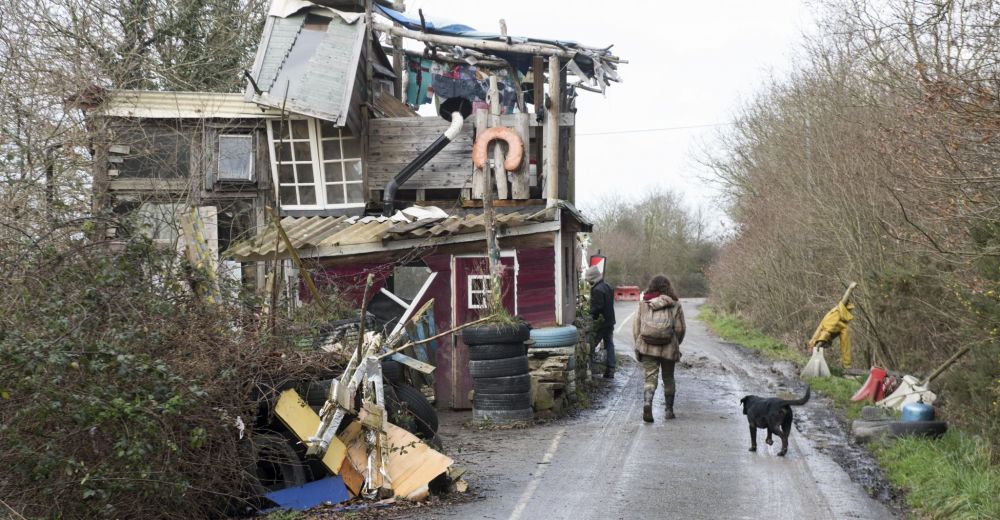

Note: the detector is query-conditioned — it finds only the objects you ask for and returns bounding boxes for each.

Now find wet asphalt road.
[422,300,895,520]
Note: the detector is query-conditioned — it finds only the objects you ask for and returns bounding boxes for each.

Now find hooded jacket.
[632,293,686,361]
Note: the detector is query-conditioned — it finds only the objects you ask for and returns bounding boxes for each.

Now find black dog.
[740,387,810,456]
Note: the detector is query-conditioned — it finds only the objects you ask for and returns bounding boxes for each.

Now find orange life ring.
[472,126,524,172]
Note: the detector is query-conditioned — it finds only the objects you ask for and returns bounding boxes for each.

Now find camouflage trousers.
[640,354,676,398]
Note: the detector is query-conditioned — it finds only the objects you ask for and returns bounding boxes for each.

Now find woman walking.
[633,275,686,423]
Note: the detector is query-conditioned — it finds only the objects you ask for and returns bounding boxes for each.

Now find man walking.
[585,266,616,378]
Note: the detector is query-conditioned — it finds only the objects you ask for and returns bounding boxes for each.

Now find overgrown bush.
[0,230,344,518]
[704,0,1000,456]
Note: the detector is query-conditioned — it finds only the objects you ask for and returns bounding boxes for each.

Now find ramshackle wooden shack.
[86,0,624,409]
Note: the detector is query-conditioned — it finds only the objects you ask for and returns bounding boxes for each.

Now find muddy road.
[420,299,897,520]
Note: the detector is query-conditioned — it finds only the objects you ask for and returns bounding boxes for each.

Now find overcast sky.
[399,0,813,223]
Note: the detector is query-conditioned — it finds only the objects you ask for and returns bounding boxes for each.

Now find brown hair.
[647,275,679,300]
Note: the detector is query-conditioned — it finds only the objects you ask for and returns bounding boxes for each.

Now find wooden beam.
[374,22,580,59]
[488,75,508,200]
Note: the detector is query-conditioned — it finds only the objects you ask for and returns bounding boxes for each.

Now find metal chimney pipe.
[382,97,472,216]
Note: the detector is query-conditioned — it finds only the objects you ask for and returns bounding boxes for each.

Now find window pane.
[280,186,298,205]
[299,185,316,205]
[326,184,345,205]
[278,164,295,184]
[344,160,362,181]
[297,163,314,184]
[291,120,309,139]
[341,138,360,158]
[218,135,253,180]
[322,139,341,160]
[345,182,364,203]
[273,142,292,163]
[340,127,353,138]
[323,162,344,183]
[293,141,312,162]
[272,121,291,140]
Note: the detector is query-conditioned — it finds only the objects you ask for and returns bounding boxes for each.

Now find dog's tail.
[783,386,810,406]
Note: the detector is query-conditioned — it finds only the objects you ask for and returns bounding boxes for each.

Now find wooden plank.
[108,178,189,192]
[527,112,574,127]
[273,389,349,475]
[500,113,531,199]
[389,352,435,374]
[109,144,130,154]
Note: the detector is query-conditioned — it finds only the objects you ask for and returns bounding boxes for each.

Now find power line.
[575,123,732,136]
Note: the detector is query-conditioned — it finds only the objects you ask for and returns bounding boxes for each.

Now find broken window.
[217,134,254,181]
[468,275,491,310]
[132,201,183,246]
[267,118,363,209]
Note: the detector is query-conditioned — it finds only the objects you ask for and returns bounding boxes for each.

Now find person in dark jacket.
[633,275,686,422]
[585,266,616,378]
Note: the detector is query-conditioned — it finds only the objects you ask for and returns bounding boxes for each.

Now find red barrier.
[614,286,640,302]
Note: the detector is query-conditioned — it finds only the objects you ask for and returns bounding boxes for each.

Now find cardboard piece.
[274,389,348,475]
[339,417,454,500]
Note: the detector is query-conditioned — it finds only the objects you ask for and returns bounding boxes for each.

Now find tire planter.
[473,391,532,410]
[473,407,533,423]
[529,325,579,348]
[469,356,530,378]
[472,374,532,394]
[462,322,530,346]
[468,342,527,361]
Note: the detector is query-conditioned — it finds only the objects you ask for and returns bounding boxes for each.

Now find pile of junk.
[801,282,969,444]
[248,283,468,514]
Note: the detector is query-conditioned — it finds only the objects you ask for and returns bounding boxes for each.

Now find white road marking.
[508,426,567,520]
[615,310,635,334]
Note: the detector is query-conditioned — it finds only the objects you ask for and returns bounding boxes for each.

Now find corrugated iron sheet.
[225,207,558,260]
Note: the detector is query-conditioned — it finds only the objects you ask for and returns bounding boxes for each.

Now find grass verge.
[699,304,1000,519]
[698,305,808,364]
[873,431,999,520]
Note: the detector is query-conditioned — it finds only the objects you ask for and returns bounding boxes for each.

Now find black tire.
[468,342,526,361]
[250,433,309,494]
[473,391,531,410]
[382,359,405,384]
[472,407,533,424]
[469,356,529,378]
[389,383,439,435]
[889,420,947,438]
[473,374,532,394]
[463,322,530,346]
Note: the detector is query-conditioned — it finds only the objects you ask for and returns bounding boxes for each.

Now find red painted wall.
[517,247,558,328]
[312,263,391,306]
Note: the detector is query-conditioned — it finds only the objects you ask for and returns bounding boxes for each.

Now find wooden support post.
[472,108,488,199]
[488,75,509,200]
[544,56,561,207]
[391,35,404,100]
[484,77,503,312]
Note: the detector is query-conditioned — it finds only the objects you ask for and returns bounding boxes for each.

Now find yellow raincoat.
[808,302,854,367]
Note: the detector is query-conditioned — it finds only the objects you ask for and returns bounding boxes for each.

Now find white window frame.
[467,275,492,310]
[266,118,364,210]
[217,134,255,181]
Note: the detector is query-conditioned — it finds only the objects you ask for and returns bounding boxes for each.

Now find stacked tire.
[464,322,533,424]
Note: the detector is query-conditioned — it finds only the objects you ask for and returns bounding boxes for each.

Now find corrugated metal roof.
[246,9,365,125]
[225,206,561,261]
[98,91,283,119]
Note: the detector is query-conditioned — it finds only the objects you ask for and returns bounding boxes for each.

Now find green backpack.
[640,301,678,345]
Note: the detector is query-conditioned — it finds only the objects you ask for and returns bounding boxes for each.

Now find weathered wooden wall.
[518,246,558,328]
[366,117,474,193]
